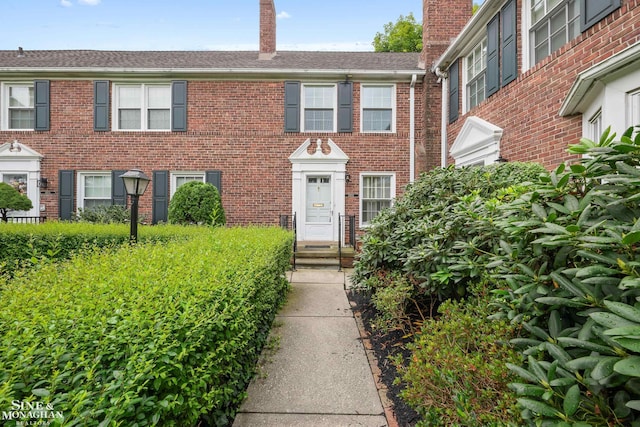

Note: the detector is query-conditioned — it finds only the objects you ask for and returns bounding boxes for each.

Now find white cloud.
[277,11,291,20]
[79,0,101,5]
[60,0,72,6]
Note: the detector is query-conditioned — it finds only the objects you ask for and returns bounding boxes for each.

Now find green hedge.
[0,223,202,276]
[0,226,292,426]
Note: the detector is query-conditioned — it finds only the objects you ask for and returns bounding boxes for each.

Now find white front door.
[304,175,333,240]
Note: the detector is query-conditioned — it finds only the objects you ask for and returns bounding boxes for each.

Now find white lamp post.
[120,169,151,243]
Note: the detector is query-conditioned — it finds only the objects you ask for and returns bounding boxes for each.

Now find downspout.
[435,67,449,168]
[410,74,417,182]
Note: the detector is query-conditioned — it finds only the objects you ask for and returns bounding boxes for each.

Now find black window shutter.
[448,60,460,124]
[205,171,222,194]
[337,81,353,132]
[486,14,500,97]
[581,0,621,32]
[111,170,127,206]
[58,170,74,220]
[94,81,110,131]
[501,0,517,87]
[172,80,187,132]
[34,80,50,131]
[284,81,300,132]
[152,171,169,224]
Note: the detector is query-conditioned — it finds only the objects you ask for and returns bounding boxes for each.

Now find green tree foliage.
[0,182,32,222]
[168,181,225,226]
[373,13,423,53]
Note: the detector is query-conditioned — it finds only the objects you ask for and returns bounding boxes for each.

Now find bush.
[75,205,134,224]
[490,127,640,425]
[397,293,522,426]
[0,227,292,426]
[168,181,225,226]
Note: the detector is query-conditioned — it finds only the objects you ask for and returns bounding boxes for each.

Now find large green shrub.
[0,227,292,426]
[397,292,522,426]
[168,181,225,226]
[0,182,33,222]
[490,127,640,425]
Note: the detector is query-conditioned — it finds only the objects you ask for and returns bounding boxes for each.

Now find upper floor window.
[3,84,34,130]
[530,0,580,64]
[361,85,395,132]
[466,39,487,110]
[302,84,336,132]
[114,84,171,131]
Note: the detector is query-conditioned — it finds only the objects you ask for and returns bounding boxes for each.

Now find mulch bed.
[347,288,421,427]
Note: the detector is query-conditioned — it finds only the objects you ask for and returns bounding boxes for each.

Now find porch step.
[292,243,356,269]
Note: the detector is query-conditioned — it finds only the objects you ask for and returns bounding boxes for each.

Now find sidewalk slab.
[233,413,388,426]
[289,269,345,285]
[279,282,352,317]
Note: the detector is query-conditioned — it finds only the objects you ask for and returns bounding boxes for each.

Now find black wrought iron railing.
[279,212,297,270]
[1,216,47,224]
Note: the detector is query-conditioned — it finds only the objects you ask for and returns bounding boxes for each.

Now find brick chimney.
[420,0,471,68]
[259,0,276,60]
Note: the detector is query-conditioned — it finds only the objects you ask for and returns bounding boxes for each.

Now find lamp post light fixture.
[120,169,151,243]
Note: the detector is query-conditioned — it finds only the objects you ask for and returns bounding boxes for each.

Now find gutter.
[435,68,448,167]
[410,73,417,182]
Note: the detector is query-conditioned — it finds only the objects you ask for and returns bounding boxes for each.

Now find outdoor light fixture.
[120,169,151,243]
[37,178,48,189]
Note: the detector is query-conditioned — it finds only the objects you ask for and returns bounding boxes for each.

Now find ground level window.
[171,173,205,197]
[360,174,395,226]
[78,173,111,210]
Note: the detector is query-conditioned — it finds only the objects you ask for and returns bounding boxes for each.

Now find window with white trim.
[588,109,602,141]
[361,85,395,132]
[360,173,395,226]
[530,0,580,65]
[302,84,336,132]
[629,89,640,128]
[78,172,111,210]
[113,84,171,130]
[466,39,487,110]
[2,83,34,130]
[171,172,205,197]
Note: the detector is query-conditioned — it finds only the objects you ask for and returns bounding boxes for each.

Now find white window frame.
[628,88,640,129]
[360,84,396,133]
[77,172,111,210]
[465,38,488,112]
[112,83,171,131]
[527,0,580,67]
[301,83,337,132]
[170,172,205,198]
[1,82,35,131]
[359,172,396,227]
[587,109,602,141]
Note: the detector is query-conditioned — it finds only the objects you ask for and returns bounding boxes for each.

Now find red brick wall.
[1,79,423,226]
[420,0,472,170]
[445,0,640,169]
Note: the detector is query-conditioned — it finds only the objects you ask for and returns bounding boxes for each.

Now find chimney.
[420,0,471,68]
[259,0,277,60]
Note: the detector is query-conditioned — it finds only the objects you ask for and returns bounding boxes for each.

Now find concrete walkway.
[233,269,388,427]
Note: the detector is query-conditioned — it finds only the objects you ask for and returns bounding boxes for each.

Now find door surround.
[0,141,43,217]
[289,138,348,242]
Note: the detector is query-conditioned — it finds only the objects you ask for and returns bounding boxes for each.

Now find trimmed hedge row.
[0,223,202,276]
[0,226,292,426]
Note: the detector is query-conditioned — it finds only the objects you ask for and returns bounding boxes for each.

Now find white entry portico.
[0,141,43,218]
[289,138,348,242]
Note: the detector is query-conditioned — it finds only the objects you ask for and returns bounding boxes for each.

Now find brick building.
[428,0,640,168]
[0,0,425,242]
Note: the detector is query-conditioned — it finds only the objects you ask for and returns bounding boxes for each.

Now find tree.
[168,181,225,226]
[373,13,423,53]
[0,182,33,222]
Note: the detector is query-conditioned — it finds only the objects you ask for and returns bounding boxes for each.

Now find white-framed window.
[360,173,395,227]
[466,39,487,110]
[588,109,602,141]
[113,83,171,131]
[530,0,580,65]
[302,84,336,132]
[170,172,204,197]
[629,89,640,128]
[361,84,395,132]
[78,172,111,210]
[1,83,34,130]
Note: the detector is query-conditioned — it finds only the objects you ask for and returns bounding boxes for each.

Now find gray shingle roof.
[0,50,424,76]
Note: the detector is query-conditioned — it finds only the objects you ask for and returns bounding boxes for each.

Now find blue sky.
[4,0,429,51]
